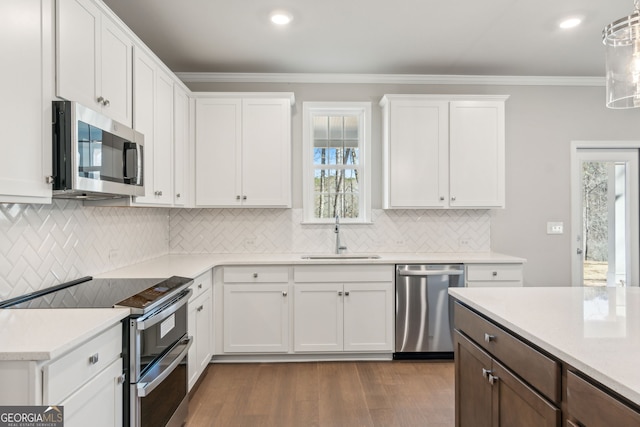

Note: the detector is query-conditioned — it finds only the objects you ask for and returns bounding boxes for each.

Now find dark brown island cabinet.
[453,301,640,427]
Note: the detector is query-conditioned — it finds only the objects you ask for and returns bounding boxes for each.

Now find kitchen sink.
[300,254,381,260]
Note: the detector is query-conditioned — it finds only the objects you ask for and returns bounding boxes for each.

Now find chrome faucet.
[335,215,347,254]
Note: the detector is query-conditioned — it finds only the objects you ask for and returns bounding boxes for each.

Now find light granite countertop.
[95,252,525,279]
[0,308,130,361]
[449,286,640,406]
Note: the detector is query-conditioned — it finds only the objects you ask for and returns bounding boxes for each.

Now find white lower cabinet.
[0,322,124,427]
[187,270,213,391]
[293,265,394,353]
[465,263,524,287]
[222,266,290,353]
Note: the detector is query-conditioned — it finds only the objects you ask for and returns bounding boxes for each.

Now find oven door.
[132,335,192,427]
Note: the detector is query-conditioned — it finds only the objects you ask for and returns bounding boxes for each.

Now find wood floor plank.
[185,361,454,427]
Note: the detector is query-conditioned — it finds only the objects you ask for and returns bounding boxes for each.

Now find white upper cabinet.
[56,0,132,126]
[130,47,173,206]
[0,0,53,203]
[381,94,508,209]
[173,85,191,207]
[194,93,294,208]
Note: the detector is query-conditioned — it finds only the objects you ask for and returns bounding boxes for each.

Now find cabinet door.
[195,98,242,206]
[223,284,289,353]
[294,284,343,352]
[343,283,394,352]
[151,69,174,204]
[449,101,505,208]
[188,288,212,390]
[58,358,123,427]
[173,86,190,206]
[455,331,493,427]
[492,360,560,427]
[99,16,132,126]
[56,0,100,111]
[241,98,292,207]
[132,48,155,203]
[385,100,448,208]
[0,0,52,203]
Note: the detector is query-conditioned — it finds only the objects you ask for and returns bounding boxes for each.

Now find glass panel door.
[573,149,639,287]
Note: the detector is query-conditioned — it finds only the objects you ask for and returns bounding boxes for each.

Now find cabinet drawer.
[454,303,560,404]
[567,371,640,426]
[223,266,289,283]
[294,265,393,283]
[466,264,522,282]
[44,323,122,403]
[190,269,213,299]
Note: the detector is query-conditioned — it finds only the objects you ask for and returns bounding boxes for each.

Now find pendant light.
[603,0,640,108]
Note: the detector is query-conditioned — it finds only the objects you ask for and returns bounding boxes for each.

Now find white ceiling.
[102,0,634,77]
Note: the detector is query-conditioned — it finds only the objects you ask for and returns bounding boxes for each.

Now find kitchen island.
[449,286,640,426]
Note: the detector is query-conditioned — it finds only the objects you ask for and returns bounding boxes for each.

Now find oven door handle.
[136,288,192,331]
[137,336,192,397]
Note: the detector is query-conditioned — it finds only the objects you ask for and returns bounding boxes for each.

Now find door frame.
[570,141,640,286]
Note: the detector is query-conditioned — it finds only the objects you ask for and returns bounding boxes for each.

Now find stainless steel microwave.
[52,101,144,200]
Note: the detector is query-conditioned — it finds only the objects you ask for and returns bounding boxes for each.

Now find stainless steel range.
[0,275,194,427]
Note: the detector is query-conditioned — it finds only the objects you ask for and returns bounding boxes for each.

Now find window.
[302,102,371,223]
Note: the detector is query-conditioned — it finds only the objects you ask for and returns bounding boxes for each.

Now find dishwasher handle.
[397,269,464,277]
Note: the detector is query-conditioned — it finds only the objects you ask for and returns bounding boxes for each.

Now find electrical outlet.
[459,238,470,248]
[109,249,120,262]
[547,222,564,235]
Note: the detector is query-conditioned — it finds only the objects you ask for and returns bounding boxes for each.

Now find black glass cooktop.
[0,276,192,311]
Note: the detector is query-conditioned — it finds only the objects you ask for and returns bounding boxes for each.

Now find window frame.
[302,102,372,224]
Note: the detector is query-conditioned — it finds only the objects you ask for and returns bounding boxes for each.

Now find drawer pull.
[484,333,496,343]
[253,273,258,278]
[492,271,498,277]
[488,374,499,385]
[482,368,492,379]
[89,353,99,365]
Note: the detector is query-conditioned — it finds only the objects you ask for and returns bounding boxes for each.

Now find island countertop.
[449,286,640,406]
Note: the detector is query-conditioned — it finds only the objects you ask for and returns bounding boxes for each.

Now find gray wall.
[187,81,640,286]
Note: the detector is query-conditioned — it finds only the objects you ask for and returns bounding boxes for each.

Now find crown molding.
[176,72,605,86]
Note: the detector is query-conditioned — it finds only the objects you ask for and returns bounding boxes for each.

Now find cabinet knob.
[488,374,499,385]
[198,283,203,289]
[482,368,492,379]
[89,353,99,365]
[197,305,204,312]
[440,196,445,201]
[253,273,258,278]
[97,96,105,104]
[103,99,110,107]
[176,193,181,198]
[484,333,496,343]
[242,195,247,200]
[338,291,343,296]
[117,373,126,384]
[451,196,456,201]
[492,271,498,277]
[345,291,350,296]
[236,195,241,200]
[282,291,288,297]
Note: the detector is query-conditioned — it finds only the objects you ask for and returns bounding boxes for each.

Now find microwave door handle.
[122,142,137,180]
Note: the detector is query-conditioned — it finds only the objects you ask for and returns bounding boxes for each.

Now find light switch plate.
[547,221,564,234]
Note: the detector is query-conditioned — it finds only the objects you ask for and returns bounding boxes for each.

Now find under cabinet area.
[380,94,507,209]
[187,270,213,391]
[194,93,294,208]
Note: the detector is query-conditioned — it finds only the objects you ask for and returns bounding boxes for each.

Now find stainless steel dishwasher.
[394,264,464,359]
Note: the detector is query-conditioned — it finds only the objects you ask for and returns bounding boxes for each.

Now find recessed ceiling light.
[270,11,292,26]
[559,17,582,29]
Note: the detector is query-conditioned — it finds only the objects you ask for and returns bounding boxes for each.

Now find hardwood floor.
[186,361,454,427]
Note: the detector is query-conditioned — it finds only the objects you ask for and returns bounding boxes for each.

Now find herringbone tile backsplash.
[170,208,490,254]
[0,200,169,301]
[0,203,489,301]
